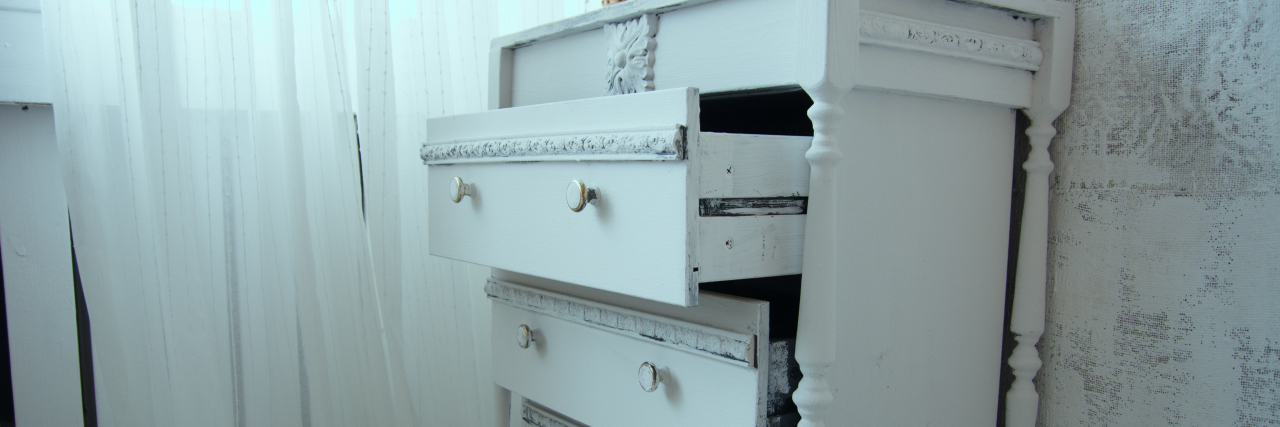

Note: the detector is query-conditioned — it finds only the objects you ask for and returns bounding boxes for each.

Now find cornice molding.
[860,11,1043,71]
[421,126,684,164]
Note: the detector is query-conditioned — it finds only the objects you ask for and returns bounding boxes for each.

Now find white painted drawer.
[425,88,810,306]
[488,278,773,427]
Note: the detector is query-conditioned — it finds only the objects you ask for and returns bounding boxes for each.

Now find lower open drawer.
[488,277,800,427]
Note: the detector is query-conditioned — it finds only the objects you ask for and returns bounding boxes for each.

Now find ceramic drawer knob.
[565,179,598,212]
[637,362,664,392]
[449,176,472,203]
[516,324,536,349]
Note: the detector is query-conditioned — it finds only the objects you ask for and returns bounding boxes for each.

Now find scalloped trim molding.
[860,11,1043,71]
[522,403,576,427]
[421,126,684,164]
[485,279,753,364]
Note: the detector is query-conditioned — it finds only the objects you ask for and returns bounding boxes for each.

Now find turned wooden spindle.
[794,0,857,426]
[1006,8,1074,427]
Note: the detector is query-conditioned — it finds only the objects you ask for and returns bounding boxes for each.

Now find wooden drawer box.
[425,88,809,306]
[488,277,797,427]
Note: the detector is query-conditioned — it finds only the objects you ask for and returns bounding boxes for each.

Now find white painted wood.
[493,270,768,339]
[485,278,756,366]
[510,28,601,107]
[0,104,84,427]
[489,272,775,426]
[429,160,695,305]
[859,12,1042,71]
[1006,2,1074,427]
[0,9,51,104]
[521,399,587,427]
[653,0,799,95]
[862,0,1033,39]
[697,215,805,283]
[697,133,811,198]
[604,14,657,95]
[793,1,858,426]
[500,1,1041,108]
[429,87,696,145]
[491,0,713,49]
[823,90,1016,426]
[491,286,764,427]
[858,44,1033,108]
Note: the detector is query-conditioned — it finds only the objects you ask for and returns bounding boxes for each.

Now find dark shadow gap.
[996,110,1032,427]
[0,230,14,426]
[700,87,814,137]
[71,221,98,427]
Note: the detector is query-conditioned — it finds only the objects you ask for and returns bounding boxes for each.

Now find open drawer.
[488,276,800,427]
[424,88,810,306]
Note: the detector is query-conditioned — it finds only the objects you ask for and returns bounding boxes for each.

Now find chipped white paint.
[484,279,755,365]
[1039,0,1280,425]
[858,11,1043,71]
[420,126,685,164]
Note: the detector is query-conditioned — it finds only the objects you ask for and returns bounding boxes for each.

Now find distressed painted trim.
[605,14,657,95]
[522,402,576,427]
[421,126,684,164]
[485,279,754,364]
[699,197,808,217]
[860,11,1043,71]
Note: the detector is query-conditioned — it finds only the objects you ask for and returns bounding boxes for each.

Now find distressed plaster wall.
[1039,0,1279,425]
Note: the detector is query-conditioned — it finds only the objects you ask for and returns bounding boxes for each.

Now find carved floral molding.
[522,403,575,427]
[604,14,657,95]
[485,279,753,364]
[860,11,1043,71]
[421,126,683,164]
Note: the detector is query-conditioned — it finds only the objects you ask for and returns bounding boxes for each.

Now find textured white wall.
[1039,0,1279,425]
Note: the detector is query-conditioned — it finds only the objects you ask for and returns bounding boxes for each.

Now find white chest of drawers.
[421,0,1074,425]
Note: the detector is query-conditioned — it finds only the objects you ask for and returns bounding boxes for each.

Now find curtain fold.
[41,1,409,425]
[42,0,580,424]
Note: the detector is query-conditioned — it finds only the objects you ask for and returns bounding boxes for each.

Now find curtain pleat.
[42,0,583,425]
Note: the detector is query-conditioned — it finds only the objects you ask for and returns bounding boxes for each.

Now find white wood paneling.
[653,0,800,94]
[0,9,51,103]
[826,89,1015,426]
[510,28,601,107]
[0,104,84,426]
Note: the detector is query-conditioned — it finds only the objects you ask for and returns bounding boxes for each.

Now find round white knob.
[566,179,598,212]
[516,324,535,349]
[449,177,472,203]
[638,362,664,392]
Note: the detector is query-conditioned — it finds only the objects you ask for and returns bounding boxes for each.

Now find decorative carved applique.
[604,14,657,95]
[859,12,1044,71]
[420,126,684,164]
[485,279,754,364]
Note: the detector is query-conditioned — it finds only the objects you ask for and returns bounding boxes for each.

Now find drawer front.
[492,300,759,427]
[429,160,695,306]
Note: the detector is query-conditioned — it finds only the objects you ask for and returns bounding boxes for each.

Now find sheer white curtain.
[42,0,580,425]
[41,0,410,425]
